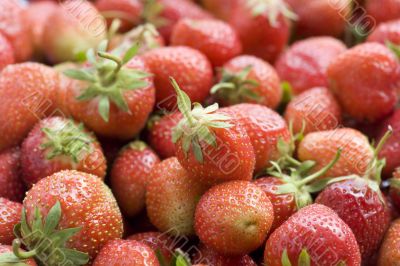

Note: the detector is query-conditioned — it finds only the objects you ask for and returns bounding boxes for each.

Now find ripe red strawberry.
[128,231,176,264]
[0,198,22,245]
[367,19,400,45]
[0,33,14,71]
[228,0,295,63]
[316,177,391,260]
[0,245,37,266]
[0,0,32,62]
[21,116,107,187]
[192,244,257,266]
[19,170,123,263]
[264,204,361,266]
[377,218,400,265]
[195,181,274,255]
[221,103,290,173]
[366,0,400,25]
[211,56,282,109]
[327,42,399,122]
[201,0,239,20]
[148,112,183,158]
[142,46,213,111]
[93,240,160,266]
[275,37,347,95]
[170,18,242,67]
[390,168,400,210]
[62,45,155,139]
[0,147,24,202]
[95,0,143,33]
[146,157,208,235]
[110,141,160,217]
[284,87,342,135]
[0,63,59,151]
[298,128,374,178]
[286,0,351,37]
[42,1,107,63]
[171,79,256,184]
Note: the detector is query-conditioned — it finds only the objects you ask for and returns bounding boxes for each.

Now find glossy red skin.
[0,33,14,71]
[0,245,37,266]
[221,104,290,174]
[95,0,143,32]
[110,143,160,217]
[0,198,22,245]
[377,218,400,266]
[275,37,347,95]
[327,43,399,122]
[254,177,296,231]
[21,117,107,187]
[286,0,351,37]
[264,204,361,266]
[62,57,155,139]
[367,19,400,45]
[228,0,290,63]
[143,46,213,112]
[284,87,342,135]
[93,240,160,266]
[24,170,123,261]
[216,56,282,108]
[316,178,391,260]
[171,19,242,67]
[0,0,32,62]
[155,0,213,42]
[377,109,400,177]
[390,169,400,210]
[127,232,175,263]
[193,244,257,266]
[0,147,24,202]
[366,0,400,25]
[148,112,183,159]
[0,63,59,151]
[195,181,274,255]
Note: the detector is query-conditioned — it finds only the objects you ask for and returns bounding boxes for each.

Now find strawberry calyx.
[40,119,93,164]
[64,41,151,122]
[0,201,89,266]
[246,0,297,27]
[125,140,148,152]
[156,249,190,266]
[142,0,169,28]
[281,249,345,266]
[210,66,261,104]
[170,77,233,163]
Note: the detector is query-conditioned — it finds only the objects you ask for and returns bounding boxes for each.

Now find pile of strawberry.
[1,0,400,265]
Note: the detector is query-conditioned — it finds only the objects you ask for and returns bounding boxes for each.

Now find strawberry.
[298,128,374,178]
[200,0,239,21]
[264,204,361,266]
[13,170,123,264]
[0,245,37,266]
[366,0,400,25]
[62,43,155,139]
[128,231,176,264]
[327,42,399,122]
[194,180,274,255]
[192,244,257,266]
[146,157,208,236]
[0,0,32,62]
[0,63,59,151]
[0,198,22,245]
[42,0,107,63]
[221,103,290,173]
[286,0,351,37]
[0,147,24,202]
[21,117,107,187]
[228,0,296,63]
[211,56,282,109]
[390,168,400,210]
[170,18,242,67]
[275,37,347,95]
[0,33,14,71]
[171,79,256,184]
[92,240,160,266]
[95,0,143,33]
[284,87,342,135]
[377,218,400,266]
[148,112,183,158]
[367,19,400,45]
[110,141,160,217]
[142,46,213,112]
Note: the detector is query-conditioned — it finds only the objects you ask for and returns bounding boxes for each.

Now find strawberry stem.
[12,239,36,259]
[97,51,123,85]
[169,77,196,127]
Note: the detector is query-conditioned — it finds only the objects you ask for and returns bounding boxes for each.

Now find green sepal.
[63,69,96,82]
[386,41,400,58]
[298,249,311,266]
[98,96,111,122]
[246,0,297,26]
[281,249,292,266]
[0,252,31,266]
[170,249,191,266]
[125,140,148,152]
